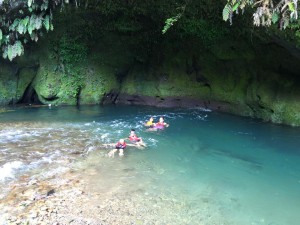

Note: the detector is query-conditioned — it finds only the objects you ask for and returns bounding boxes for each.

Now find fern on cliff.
[224,0,299,29]
[223,4,232,23]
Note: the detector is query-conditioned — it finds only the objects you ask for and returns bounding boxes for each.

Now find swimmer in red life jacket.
[128,129,146,147]
[153,117,169,129]
[107,139,126,157]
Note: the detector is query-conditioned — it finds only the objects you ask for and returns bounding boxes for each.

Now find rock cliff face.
[1,17,300,126]
[117,38,300,126]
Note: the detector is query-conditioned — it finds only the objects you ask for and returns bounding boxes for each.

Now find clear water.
[0,105,300,224]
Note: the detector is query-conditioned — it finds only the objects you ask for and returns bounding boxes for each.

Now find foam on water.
[0,161,23,181]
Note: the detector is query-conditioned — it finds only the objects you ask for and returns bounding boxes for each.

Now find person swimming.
[107,139,126,157]
[153,117,169,129]
[145,117,154,128]
[128,129,146,147]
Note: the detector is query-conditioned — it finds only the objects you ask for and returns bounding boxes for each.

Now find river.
[0,105,300,224]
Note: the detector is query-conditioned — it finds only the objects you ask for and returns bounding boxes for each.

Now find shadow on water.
[210,148,264,171]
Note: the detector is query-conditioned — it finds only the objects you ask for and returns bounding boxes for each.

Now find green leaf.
[17,23,25,34]
[272,12,279,24]
[23,16,29,27]
[282,16,290,29]
[28,26,33,35]
[232,2,240,11]
[288,2,295,12]
[43,15,50,31]
[16,18,29,34]
[9,19,20,31]
[28,14,37,34]
[3,35,9,44]
[7,45,13,61]
[30,32,38,41]
[13,41,24,56]
[223,4,232,21]
[34,15,42,30]
[41,0,49,11]
[162,13,182,34]
[28,0,33,7]
[3,47,8,59]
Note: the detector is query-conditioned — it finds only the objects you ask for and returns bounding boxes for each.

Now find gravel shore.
[1,168,233,225]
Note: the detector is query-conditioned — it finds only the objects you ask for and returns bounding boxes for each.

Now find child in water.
[128,129,146,147]
[155,117,169,128]
[145,117,154,128]
[107,139,126,157]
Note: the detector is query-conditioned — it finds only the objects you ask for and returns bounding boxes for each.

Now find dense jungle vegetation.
[1,0,300,61]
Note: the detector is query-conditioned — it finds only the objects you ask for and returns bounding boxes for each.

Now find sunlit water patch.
[0,105,300,224]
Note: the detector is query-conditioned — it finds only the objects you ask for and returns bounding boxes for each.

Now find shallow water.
[1,105,300,224]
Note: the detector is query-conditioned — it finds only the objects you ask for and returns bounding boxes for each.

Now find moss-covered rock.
[79,64,119,104]
[210,40,255,61]
[33,61,80,105]
[118,37,300,126]
[16,68,37,101]
[0,62,18,105]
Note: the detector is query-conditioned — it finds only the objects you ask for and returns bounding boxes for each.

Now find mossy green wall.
[0,13,300,126]
[0,63,17,105]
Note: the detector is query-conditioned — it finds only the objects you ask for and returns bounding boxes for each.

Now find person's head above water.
[130,129,136,135]
[119,139,125,144]
[149,117,154,122]
[159,117,164,123]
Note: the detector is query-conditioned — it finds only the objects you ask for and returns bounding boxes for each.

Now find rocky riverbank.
[1,156,233,225]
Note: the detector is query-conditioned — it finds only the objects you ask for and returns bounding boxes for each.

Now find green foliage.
[2,0,300,61]
[43,15,50,31]
[28,0,33,8]
[272,12,280,24]
[222,4,232,23]
[57,35,88,65]
[28,14,43,35]
[232,2,240,11]
[106,17,143,33]
[0,0,55,60]
[49,33,88,97]
[162,13,182,34]
[3,41,24,61]
[288,2,295,12]
[176,18,229,47]
[224,0,300,29]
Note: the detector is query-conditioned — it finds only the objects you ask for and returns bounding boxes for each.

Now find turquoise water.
[0,105,300,224]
